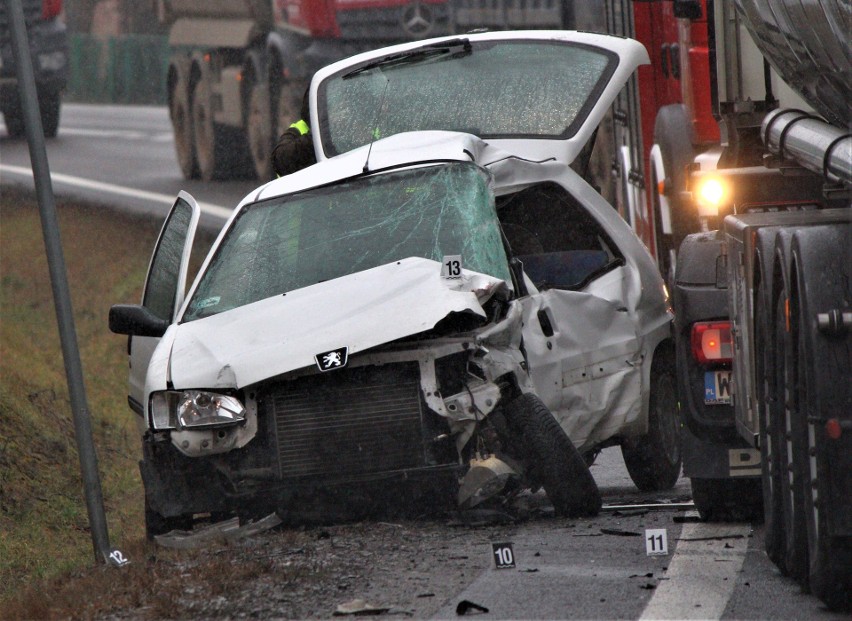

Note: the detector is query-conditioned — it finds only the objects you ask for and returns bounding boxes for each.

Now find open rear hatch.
[311,30,649,168]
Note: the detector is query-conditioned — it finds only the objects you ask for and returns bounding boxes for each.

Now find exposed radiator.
[265,363,429,479]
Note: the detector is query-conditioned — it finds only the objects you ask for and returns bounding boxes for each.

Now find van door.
[126,191,200,419]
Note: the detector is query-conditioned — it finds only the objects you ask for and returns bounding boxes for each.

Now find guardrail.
[66,34,169,105]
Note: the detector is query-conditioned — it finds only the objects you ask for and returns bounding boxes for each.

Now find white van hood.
[167,257,507,390]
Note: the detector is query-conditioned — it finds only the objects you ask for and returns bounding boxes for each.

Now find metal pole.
[5,0,124,566]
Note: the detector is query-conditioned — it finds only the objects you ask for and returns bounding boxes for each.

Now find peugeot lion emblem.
[400,2,435,37]
[315,346,349,372]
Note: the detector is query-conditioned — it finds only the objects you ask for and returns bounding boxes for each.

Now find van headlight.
[150,390,246,430]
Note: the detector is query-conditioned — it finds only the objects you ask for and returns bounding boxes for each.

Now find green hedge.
[66,34,170,105]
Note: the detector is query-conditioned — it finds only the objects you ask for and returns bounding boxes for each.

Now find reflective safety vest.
[290,119,310,135]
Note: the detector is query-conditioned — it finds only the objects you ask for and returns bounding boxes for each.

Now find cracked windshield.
[319,40,614,155]
[185,162,510,320]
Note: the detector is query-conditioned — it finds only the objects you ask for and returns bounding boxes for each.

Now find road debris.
[456,600,490,615]
[154,513,283,549]
[600,528,642,537]
[334,598,391,616]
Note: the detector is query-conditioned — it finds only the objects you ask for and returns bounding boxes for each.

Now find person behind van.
[271,90,316,177]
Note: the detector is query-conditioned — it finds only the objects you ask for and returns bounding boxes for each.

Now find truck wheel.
[2,101,25,138]
[171,71,198,179]
[621,348,682,491]
[792,239,852,610]
[247,78,274,181]
[691,477,763,521]
[192,74,236,181]
[145,497,192,540]
[755,286,786,566]
[800,347,852,610]
[503,393,601,517]
[774,291,809,584]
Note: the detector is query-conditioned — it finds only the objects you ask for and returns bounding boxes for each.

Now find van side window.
[497,183,623,290]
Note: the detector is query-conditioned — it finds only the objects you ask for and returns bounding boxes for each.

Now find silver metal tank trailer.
[734,0,851,128]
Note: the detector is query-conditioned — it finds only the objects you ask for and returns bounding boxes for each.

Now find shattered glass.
[184,163,510,321]
[319,40,615,156]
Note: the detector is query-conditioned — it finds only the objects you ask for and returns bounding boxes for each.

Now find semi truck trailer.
[671,0,850,610]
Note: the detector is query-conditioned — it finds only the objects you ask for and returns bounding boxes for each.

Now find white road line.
[57,127,174,141]
[640,522,751,620]
[0,164,232,221]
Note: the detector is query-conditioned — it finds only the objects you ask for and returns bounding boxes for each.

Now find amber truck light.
[694,176,728,218]
[691,321,733,365]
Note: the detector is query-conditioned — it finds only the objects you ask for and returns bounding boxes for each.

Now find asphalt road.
[444,448,846,620]
[1,103,845,619]
[0,102,253,231]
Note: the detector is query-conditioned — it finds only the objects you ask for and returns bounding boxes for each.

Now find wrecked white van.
[110,31,677,537]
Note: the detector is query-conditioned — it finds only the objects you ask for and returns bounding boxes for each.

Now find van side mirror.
[109,304,169,337]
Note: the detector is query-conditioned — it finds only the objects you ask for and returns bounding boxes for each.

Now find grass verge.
[0,187,168,606]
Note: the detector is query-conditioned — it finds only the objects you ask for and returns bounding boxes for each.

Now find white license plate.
[704,370,732,405]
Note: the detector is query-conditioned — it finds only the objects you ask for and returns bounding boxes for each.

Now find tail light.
[42,0,62,20]
[825,419,842,440]
[691,321,733,365]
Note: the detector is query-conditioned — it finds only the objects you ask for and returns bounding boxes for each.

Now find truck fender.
[652,104,698,276]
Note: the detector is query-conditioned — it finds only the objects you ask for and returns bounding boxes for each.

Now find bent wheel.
[503,393,601,517]
[621,349,682,491]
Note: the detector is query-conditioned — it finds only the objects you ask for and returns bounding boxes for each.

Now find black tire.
[502,393,601,517]
[800,333,852,610]
[144,497,192,541]
[247,78,274,181]
[170,68,198,180]
[691,477,763,522]
[774,292,809,585]
[756,284,785,565]
[621,348,682,491]
[2,101,25,138]
[192,74,252,181]
[192,75,223,181]
[792,238,852,611]
[40,91,60,138]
